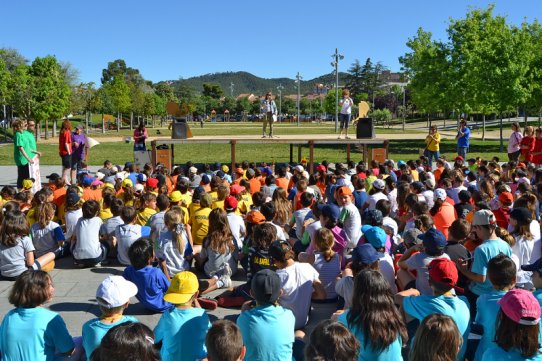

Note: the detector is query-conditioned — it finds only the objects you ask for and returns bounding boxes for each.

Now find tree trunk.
[130,112,133,131]
[53,119,57,138]
[482,114,486,141]
[117,112,120,132]
[45,119,49,140]
[499,114,503,152]
[102,113,105,134]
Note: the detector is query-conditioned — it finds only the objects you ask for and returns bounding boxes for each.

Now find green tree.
[324,89,339,115]
[105,77,131,130]
[0,48,27,71]
[9,64,34,118]
[0,59,10,115]
[30,56,71,139]
[235,97,252,114]
[221,96,236,114]
[202,83,224,99]
[345,59,364,98]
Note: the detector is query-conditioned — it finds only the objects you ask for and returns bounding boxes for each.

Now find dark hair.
[9,270,52,308]
[300,192,314,207]
[346,270,407,352]
[458,190,471,203]
[156,194,170,211]
[110,198,124,217]
[121,206,137,224]
[305,320,360,361]
[0,210,30,247]
[82,200,100,219]
[448,219,470,242]
[375,199,391,217]
[252,223,277,250]
[487,254,516,290]
[90,321,160,361]
[409,314,462,361]
[494,309,540,358]
[205,320,244,361]
[251,192,266,208]
[260,202,276,221]
[128,238,154,270]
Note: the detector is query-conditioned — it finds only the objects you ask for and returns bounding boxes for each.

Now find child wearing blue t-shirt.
[82,275,139,357]
[123,238,172,313]
[154,271,211,361]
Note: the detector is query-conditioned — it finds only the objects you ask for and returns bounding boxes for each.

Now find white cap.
[294,165,304,172]
[425,178,436,189]
[96,276,138,308]
[134,183,144,193]
[115,171,126,180]
[95,171,105,181]
[472,209,497,226]
[433,188,447,202]
[373,179,385,190]
[301,171,309,179]
[189,166,198,174]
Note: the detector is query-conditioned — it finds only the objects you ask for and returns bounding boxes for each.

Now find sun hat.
[224,196,238,211]
[351,244,380,265]
[472,209,496,226]
[251,269,281,304]
[164,271,199,305]
[498,289,541,325]
[96,276,138,308]
[361,225,386,249]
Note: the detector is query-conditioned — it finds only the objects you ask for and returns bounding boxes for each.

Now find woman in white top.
[509,207,541,289]
[508,122,523,161]
[338,89,353,139]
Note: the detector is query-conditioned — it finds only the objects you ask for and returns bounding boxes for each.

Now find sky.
[1,1,540,85]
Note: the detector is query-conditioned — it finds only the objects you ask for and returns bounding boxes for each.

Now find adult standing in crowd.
[133,122,148,151]
[508,122,523,161]
[456,119,470,159]
[71,124,88,183]
[24,120,40,161]
[424,125,441,168]
[260,92,277,138]
[59,119,73,185]
[12,119,34,189]
[338,89,354,139]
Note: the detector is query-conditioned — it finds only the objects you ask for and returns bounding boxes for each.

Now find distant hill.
[171,71,349,96]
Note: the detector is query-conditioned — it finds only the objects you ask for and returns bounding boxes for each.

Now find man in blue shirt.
[456,119,470,159]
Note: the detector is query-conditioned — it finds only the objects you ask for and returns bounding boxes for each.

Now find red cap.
[235,168,244,175]
[518,162,527,169]
[230,184,245,196]
[428,258,460,291]
[146,178,159,188]
[337,186,353,197]
[455,156,464,161]
[498,191,514,205]
[498,289,541,325]
[246,211,266,225]
[317,164,326,173]
[224,196,238,210]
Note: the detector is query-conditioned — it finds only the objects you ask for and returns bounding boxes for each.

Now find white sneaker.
[219,275,232,288]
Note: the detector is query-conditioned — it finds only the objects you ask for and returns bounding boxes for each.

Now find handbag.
[272,114,277,123]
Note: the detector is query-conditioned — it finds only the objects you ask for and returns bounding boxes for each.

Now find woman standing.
[531,128,542,166]
[59,119,73,185]
[338,89,354,139]
[424,125,441,168]
[133,122,148,151]
[508,122,523,161]
[520,126,535,163]
[12,119,33,189]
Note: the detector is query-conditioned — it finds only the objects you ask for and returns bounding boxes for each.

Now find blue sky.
[2,1,539,84]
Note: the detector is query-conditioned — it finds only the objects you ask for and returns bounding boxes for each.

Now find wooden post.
[289,144,293,163]
[309,141,315,173]
[297,145,301,163]
[346,143,351,162]
[151,140,157,168]
[231,140,237,180]
[171,144,175,170]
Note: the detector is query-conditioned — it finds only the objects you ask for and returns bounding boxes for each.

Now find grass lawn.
[0,138,508,166]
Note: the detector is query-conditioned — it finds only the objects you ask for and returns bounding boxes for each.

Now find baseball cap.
[362,209,383,226]
[95,172,105,181]
[216,170,225,179]
[224,195,238,211]
[91,179,103,187]
[428,258,459,291]
[66,192,80,207]
[192,186,206,201]
[246,211,266,225]
[498,191,514,205]
[146,178,159,188]
[351,243,380,265]
[455,156,464,161]
[201,174,211,185]
[169,191,182,203]
[517,162,527,169]
[251,269,281,304]
[521,256,542,274]
[294,165,304,173]
[498,289,541,325]
[235,167,244,175]
[433,188,447,202]
[230,184,245,196]
[402,228,423,246]
[372,179,385,191]
[510,207,532,225]
[361,225,387,249]
[134,183,145,193]
[318,204,340,222]
[164,271,199,305]
[121,178,133,188]
[419,228,447,254]
[425,178,436,189]
[316,164,326,173]
[189,166,198,174]
[221,165,229,173]
[82,176,94,186]
[472,209,496,226]
[246,168,255,177]
[189,175,202,188]
[137,173,147,183]
[397,160,406,168]
[411,181,425,192]
[46,173,61,182]
[96,276,138,308]
[75,123,84,130]
[22,179,34,189]
[124,162,133,169]
[268,240,293,262]
[337,186,352,197]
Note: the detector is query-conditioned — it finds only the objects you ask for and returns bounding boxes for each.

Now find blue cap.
[351,244,380,265]
[216,170,225,178]
[419,228,447,254]
[318,204,340,222]
[362,225,387,249]
[397,160,406,168]
[521,257,542,274]
[362,209,383,226]
[82,176,94,186]
[201,174,211,184]
[192,186,205,201]
[136,173,147,183]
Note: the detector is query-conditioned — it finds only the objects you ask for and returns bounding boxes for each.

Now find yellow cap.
[221,165,229,173]
[103,183,115,190]
[169,191,182,203]
[121,178,133,188]
[22,179,34,189]
[164,271,199,304]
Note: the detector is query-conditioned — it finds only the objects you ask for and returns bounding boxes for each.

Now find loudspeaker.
[172,122,188,139]
[356,117,374,139]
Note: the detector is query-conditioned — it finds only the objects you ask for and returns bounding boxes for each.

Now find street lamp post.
[402,85,406,132]
[331,48,344,133]
[229,82,234,97]
[277,83,284,122]
[295,72,302,127]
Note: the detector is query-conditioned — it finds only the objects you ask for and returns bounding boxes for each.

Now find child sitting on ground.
[136,193,157,226]
[115,206,151,266]
[154,271,211,361]
[123,238,173,313]
[30,202,65,270]
[287,192,314,250]
[337,186,362,249]
[82,275,139,357]
[72,200,109,267]
[205,320,246,361]
[156,207,192,279]
[99,198,124,249]
[147,194,170,239]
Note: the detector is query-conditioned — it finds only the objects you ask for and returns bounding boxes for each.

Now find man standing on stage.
[261,92,277,138]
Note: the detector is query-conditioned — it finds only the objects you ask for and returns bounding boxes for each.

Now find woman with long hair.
[59,119,73,184]
[508,122,523,161]
[509,207,541,289]
[338,269,407,360]
[520,125,535,163]
[272,187,292,227]
[409,314,461,361]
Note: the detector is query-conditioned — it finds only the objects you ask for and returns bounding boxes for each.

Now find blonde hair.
[315,228,335,262]
[37,202,55,228]
[342,89,350,97]
[164,208,185,256]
